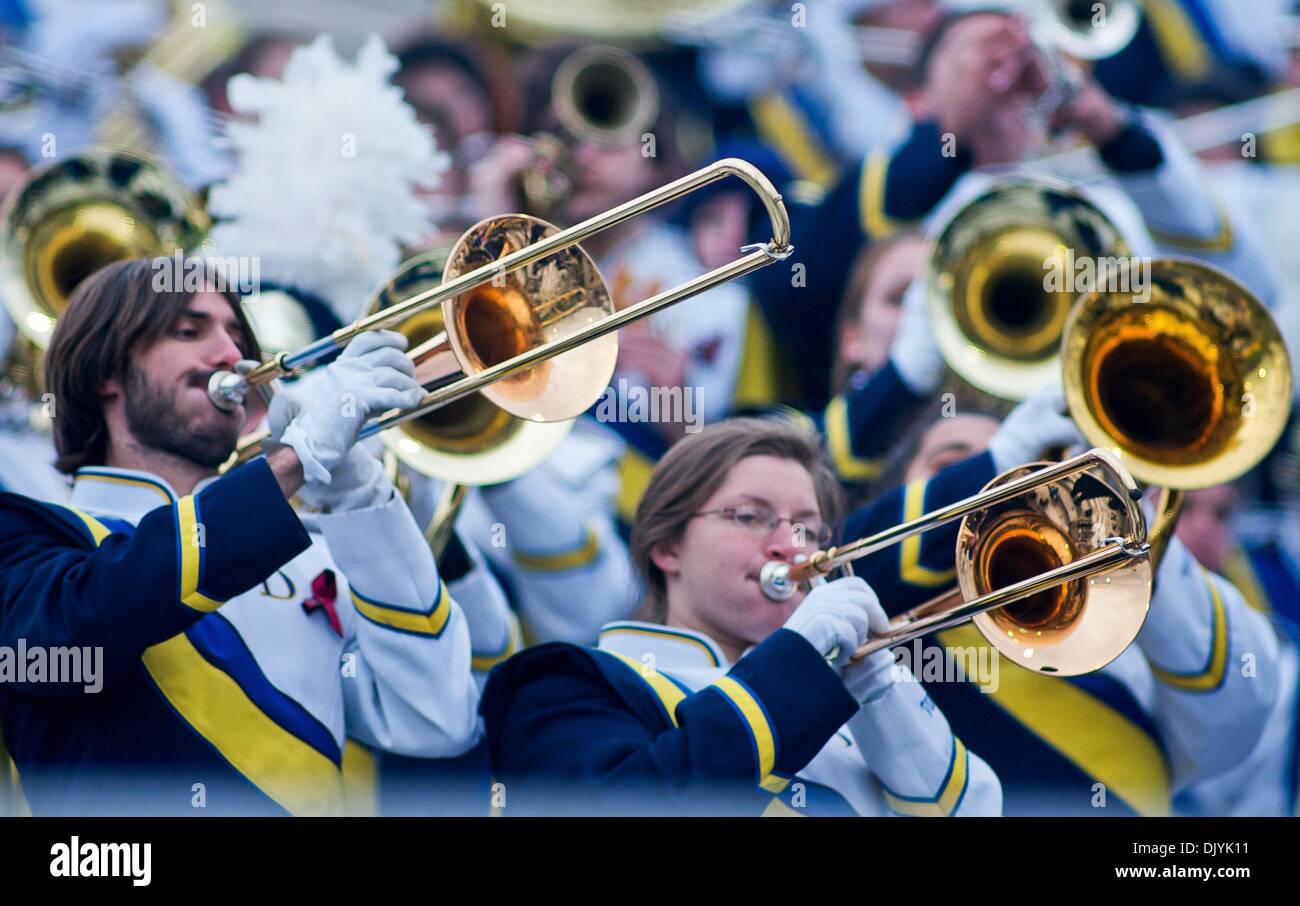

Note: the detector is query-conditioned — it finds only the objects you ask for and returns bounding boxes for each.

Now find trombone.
[218,157,792,451]
[761,448,1153,676]
[791,257,1293,675]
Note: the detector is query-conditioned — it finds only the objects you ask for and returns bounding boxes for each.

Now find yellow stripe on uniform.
[615,448,657,525]
[748,93,838,188]
[350,582,452,637]
[859,153,909,239]
[0,726,31,817]
[607,651,688,726]
[1146,203,1234,252]
[761,796,805,817]
[882,737,969,816]
[177,496,222,613]
[472,612,524,673]
[59,505,114,546]
[1222,544,1271,615]
[1150,571,1229,692]
[141,633,344,816]
[76,471,174,505]
[341,738,379,817]
[732,304,784,410]
[512,526,600,572]
[1145,0,1212,81]
[710,676,780,788]
[824,395,882,481]
[938,623,1171,815]
[900,479,957,586]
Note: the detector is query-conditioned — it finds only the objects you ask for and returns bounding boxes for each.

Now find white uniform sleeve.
[1137,536,1282,791]
[1114,113,1288,311]
[311,489,479,758]
[447,534,523,689]
[475,439,638,645]
[848,670,1003,816]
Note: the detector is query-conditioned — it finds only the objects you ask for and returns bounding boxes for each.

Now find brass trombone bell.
[1062,257,1292,490]
[927,175,1128,400]
[0,146,208,350]
[213,158,792,451]
[760,449,1151,675]
[370,246,572,486]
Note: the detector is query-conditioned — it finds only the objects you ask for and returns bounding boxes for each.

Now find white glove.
[887,280,945,395]
[987,381,1084,473]
[783,577,887,668]
[269,330,425,484]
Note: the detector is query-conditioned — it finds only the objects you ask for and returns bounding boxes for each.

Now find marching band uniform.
[399,425,639,648]
[750,107,1287,404]
[480,620,1002,816]
[0,457,479,816]
[1177,509,1300,815]
[1095,0,1288,108]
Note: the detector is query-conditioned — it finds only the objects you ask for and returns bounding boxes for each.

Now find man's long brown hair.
[629,417,844,624]
[44,257,260,474]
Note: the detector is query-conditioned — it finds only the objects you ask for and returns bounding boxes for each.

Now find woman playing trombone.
[479,417,1003,816]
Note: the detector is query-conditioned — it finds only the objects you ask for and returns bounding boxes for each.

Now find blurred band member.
[481,418,1002,816]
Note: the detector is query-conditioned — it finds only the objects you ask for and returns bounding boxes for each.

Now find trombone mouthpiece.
[759,560,798,602]
[207,369,250,412]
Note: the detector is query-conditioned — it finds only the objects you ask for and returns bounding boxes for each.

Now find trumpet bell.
[1041,0,1141,60]
[553,45,660,145]
[929,175,1127,400]
[0,147,208,350]
[373,248,571,486]
[442,214,618,423]
[958,451,1151,674]
[1062,258,1292,489]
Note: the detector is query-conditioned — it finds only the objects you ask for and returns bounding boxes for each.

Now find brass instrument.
[520,45,660,216]
[220,157,792,454]
[1061,257,1292,561]
[370,246,572,486]
[927,175,1127,400]
[760,449,1152,675]
[371,248,577,555]
[96,0,243,151]
[1035,0,1142,61]
[0,146,207,393]
[814,258,1292,674]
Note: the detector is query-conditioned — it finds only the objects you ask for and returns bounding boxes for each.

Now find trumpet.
[761,449,1153,676]
[220,157,792,456]
[519,45,660,216]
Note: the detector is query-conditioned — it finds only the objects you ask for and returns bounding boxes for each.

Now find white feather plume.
[208,34,449,324]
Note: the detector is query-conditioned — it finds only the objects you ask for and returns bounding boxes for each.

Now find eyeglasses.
[692,504,834,548]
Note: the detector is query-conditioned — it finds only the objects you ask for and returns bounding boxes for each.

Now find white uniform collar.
[71,466,219,521]
[597,621,729,671]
